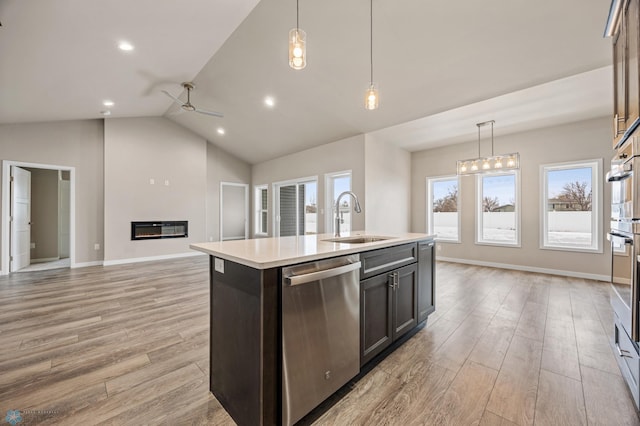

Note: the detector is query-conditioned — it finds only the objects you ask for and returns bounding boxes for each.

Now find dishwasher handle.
[285,261,361,286]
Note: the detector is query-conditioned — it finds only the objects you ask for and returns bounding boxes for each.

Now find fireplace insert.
[131,221,188,240]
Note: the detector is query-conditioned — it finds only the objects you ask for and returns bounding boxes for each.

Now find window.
[540,160,601,252]
[254,185,268,236]
[427,176,460,242]
[325,171,352,235]
[476,172,519,246]
[274,178,318,237]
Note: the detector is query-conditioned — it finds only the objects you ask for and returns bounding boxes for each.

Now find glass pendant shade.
[289,28,306,70]
[457,153,520,175]
[365,83,379,110]
[456,120,520,176]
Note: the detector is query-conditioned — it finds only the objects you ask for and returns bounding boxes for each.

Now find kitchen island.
[190,232,435,426]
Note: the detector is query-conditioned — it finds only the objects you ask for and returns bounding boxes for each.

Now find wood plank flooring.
[0,258,639,425]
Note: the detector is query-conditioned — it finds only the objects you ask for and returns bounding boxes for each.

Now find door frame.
[219,182,249,241]
[1,160,76,275]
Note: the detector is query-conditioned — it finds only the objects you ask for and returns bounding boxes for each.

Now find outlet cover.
[214,257,224,273]
[30,242,35,249]
[94,243,100,251]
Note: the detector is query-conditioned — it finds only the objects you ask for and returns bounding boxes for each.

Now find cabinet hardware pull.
[615,113,627,136]
[616,343,634,358]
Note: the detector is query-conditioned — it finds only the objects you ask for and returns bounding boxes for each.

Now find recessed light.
[217,127,225,135]
[118,41,134,51]
[100,110,111,116]
[264,96,275,107]
[103,100,114,107]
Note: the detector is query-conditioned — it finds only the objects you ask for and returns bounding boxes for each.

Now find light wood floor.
[0,258,639,425]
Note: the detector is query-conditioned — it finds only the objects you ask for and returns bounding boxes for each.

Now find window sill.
[539,245,603,254]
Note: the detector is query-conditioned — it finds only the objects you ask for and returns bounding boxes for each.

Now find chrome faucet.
[335,191,362,237]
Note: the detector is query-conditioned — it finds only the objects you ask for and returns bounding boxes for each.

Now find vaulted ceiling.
[0,0,612,164]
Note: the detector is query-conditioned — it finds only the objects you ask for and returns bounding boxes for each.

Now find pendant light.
[289,0,306,70]
[456,120,520,175]
[364,0,379,110]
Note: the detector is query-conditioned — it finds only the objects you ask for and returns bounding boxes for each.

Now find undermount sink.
[322,236,393,244]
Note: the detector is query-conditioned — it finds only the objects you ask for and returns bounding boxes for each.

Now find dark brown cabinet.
[359,240,433,366]
[418,240,435,323]
[612,0,640,148]
[360,271,393,365]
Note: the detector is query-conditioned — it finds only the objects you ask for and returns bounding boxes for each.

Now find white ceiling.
[0,0,613,164]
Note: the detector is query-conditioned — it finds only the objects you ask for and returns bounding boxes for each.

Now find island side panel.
[209,256,279,426]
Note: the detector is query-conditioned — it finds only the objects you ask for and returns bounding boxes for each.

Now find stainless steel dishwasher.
[282,254,361,426]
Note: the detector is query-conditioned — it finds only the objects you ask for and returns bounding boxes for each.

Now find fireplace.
[131,221,188,240]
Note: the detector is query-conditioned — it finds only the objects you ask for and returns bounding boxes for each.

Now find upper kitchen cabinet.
[611,0,640,149]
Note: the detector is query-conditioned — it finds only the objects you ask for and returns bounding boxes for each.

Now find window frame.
[475,170,521,247]
[254,184,268,237]
[426,175,461,243]
[539,159,602,253]
[325,170,353,235]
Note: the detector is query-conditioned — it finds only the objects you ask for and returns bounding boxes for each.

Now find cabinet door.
[393,263,418,341]
[418,241,435,323]
[614,12,628,148]
[627,0,640,132]
[360,272,393,366]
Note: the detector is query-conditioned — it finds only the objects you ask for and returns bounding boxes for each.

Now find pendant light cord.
[370,0,373,84]
[477,123,481,158]
[296,0,299,30]
[490,120,494,156]
[476,120,496,157]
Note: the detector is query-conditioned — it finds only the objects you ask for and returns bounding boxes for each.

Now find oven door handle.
[606,163,633,182]
[608,231,634,244]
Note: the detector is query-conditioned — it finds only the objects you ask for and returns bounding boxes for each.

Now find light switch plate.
[214,257,224,273]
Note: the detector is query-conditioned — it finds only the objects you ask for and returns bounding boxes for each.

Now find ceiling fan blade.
[161,90,184,106]
[194,107,224,118]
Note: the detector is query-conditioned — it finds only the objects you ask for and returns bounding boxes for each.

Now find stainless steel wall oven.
[608,136,640,409]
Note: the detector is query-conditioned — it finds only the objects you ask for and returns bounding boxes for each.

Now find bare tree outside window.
[483,196,500,212]
[433,185,457,212]
[556,181,592,211]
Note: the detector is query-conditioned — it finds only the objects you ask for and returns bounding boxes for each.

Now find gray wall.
[0,120,104,266]
[27,168,59,260]
[365,135,412,234]
[251,134,366,236]
[0,117,250,268]
[103,117,208,262]
[411,117,612,278]
[206,143,252,242]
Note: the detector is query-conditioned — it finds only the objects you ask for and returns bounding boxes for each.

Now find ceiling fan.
[162,82,224,118]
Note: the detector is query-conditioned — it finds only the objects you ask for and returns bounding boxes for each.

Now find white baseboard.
[102,251,205,267]
[436,256,610,282]
[72,260,104,268]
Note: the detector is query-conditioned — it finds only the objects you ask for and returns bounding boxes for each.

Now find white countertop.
[190,232,435,270]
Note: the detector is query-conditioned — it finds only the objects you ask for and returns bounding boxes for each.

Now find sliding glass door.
[275,179,317,237]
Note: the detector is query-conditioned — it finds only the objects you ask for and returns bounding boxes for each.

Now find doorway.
[1,161,75,275]
[220,182,248,241]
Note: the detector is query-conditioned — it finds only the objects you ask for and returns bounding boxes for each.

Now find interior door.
[10,166,31,271]
[220,183,248,241]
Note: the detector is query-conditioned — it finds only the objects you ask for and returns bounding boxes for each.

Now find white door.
[220,183,248,241]
[10,166,31,271]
